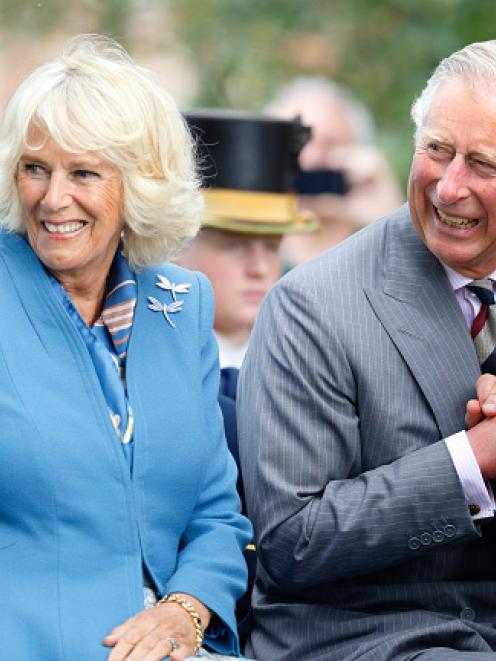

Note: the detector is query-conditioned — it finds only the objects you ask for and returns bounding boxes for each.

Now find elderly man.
[238,40,496,660]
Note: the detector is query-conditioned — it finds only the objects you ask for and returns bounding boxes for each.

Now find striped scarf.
[91,248,137,451]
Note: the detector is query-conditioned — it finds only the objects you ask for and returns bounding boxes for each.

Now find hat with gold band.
[185,109,318,235]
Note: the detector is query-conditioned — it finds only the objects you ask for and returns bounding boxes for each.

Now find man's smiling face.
[409,76,496,278]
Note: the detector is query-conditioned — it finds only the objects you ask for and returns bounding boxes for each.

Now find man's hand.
[465,373,496,428]
[467,375,496,479]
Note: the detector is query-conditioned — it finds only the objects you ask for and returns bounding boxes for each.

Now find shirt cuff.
[445,430,495,520]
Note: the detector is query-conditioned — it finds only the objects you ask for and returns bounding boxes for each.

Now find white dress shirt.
[443,263,496,519]
[214,332,249,369]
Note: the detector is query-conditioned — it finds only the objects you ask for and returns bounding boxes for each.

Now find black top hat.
[184,109,317,235]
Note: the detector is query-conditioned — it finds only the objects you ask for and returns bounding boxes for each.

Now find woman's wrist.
[156,592,211,654]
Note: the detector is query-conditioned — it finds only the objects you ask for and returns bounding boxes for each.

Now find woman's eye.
[24,163,44,175]
[75,169,98,178]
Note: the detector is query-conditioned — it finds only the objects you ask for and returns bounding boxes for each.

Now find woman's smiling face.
[16,126,124,286]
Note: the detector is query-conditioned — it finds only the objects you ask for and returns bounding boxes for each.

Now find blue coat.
[0,230,251,660]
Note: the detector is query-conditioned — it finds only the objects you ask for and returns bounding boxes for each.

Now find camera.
[292,169,349,195]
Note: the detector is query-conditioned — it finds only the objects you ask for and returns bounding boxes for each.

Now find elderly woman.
[0,34,251,661]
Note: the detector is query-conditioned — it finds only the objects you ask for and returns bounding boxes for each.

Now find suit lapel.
[365,210,480,437]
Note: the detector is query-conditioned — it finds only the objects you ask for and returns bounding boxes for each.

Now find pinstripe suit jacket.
[238,205,496,661]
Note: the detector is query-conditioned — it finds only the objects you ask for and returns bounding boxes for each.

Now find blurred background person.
[266,76,404,266]
[178,108,316,643]
[178,109,316,378]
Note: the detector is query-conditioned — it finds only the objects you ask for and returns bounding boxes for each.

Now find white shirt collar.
[441,262,496,293]
[214,332,249,369]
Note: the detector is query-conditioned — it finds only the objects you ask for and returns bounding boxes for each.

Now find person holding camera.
[266,76,403,267]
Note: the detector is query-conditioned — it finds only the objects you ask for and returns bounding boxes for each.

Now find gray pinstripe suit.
[238,205,496,660]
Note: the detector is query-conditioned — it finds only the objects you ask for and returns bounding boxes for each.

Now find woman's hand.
[103,594,208,661]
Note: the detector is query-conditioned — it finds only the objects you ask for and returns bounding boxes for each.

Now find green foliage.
[169,0,496,183]
[1,0,494,184]
[0,0,67,32]
[0,0,132,39]
[98,0,132,39]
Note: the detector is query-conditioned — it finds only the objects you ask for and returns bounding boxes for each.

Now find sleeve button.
[420,532,432,545]
[408,536,421,550]
[444,524,456,538]
[460,607,476,621]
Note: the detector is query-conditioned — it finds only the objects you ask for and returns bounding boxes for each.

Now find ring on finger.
[168,637,180,652]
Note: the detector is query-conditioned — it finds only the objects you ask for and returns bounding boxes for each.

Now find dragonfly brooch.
[148,275,191,328]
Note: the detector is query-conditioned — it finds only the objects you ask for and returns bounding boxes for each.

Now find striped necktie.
[467,279,496,374]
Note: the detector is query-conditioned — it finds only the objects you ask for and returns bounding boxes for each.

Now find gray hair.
[265,76,376,143]
[411,40,496,141]
[0,34,203,269]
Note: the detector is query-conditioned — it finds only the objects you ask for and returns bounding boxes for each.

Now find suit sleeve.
[237,276,480,592]
[165,272,252,656]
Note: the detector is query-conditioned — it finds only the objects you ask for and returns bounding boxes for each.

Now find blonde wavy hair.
[0,34,203,269]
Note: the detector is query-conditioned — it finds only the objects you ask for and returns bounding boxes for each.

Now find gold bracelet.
[157,593,204,655]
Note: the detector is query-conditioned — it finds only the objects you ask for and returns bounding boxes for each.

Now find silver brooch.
[148,275,191,328]
[155,274,191,301]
